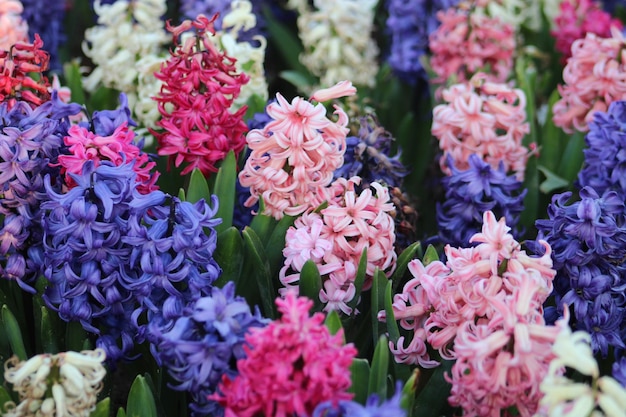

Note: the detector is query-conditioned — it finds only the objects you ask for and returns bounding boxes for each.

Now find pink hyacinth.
[211,292,357,417]
[429,8,515,86]
[280,177,397,315]
[238,81,355,219]
[387,211,559,416]
[0,0,29,52]
[152,15,249,176]
[552,0,622,61]
[58,124,159,193]
[431,73,530,180]
[552,28,626,133]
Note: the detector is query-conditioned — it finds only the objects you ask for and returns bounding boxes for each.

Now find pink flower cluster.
[280,177,396,315]
[552,0,622,61]
[58,124,159,194]
[152,15,249,176]
[552,28,626,133]
[238,81,356,219]
[387,211,560,416]
[431,73,530,180]
[429,8,515,86]
[212,292,357,417]
[0,0,29,51]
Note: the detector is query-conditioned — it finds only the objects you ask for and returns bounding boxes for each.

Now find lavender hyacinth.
[20,0,66,71]
[385,0,459,83]
[437,154,526,246]
[149,282,266,416]
[313,382,406,417]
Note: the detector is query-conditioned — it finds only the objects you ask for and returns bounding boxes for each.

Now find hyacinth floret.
[211,292,357,417]
[0,0,29,52]
[152,14,250,176]
[149,282,267,415]
[437,154,527,246]
[312,381,407,417]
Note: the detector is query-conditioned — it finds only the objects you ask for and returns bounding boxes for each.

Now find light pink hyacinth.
[552,27,626,133]
[0,0,29,53]
[431,73,530,180]
[280,177,396,315]
[387,211,560,416]
[429,8,515,86]
[238,81,355,219]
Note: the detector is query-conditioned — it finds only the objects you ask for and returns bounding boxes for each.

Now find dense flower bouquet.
[2,0,626,416]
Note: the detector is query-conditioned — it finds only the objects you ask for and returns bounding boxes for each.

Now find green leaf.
[265,214,296,277]
[242,227,277,318]
[324,310,343,339]
[62,61,87,106]
[423,245,440,266]
[401,369,420,415]
[244,93,270,121]
[539,89,567,172]
[90,398,110,417]
[40,306,59,354]
[116,408,127,417]
[557,131,585,184]
[370,270,388,346]
[65,320,89,352]
[537,165,569,193]
[391,241,421,292]
[412,360,453,416]
[249,212,276,247]
[280,70,315,92]
[348,248,368,312]
[125,375,157,417]
[185,168,211,204]
[368,335,390,400]
[177,188,185,201]
[213,227,245,287]
[214,151,237,234]
[349,358,371,405]
[299,260,323,312]
[1,305,27,360]
[0,386,13,410]
[384,281,400,345]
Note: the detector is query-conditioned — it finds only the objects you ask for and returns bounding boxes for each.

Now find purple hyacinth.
[578,100,626,197]
[313,382,406,417]
[21,0,66,72]
[385,0,459,83]
[437,154,526,246]
[0,94,82,291]
[149,282,267,416]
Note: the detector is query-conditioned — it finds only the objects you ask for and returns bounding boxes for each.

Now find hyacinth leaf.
[521,145,540,234]
[242,227,277,319]
[65,320,89,352]
[249,212,276,247]
[244,93,269,121]
[1,305,27,361]
[265,214,296,277]
[0,387,12,413]
[39,306,59,354]
[125,375,157,417]
[537,166,569,194]
[186,168,211,204]
[177,188,185,201]
[371,269,388,345]
[368,334,390,401]
[349,358,371,405]
[63,61,86,106]
[117,408,127,417]
[384,281,401,345]
[280,70,315,93]
[557,131,585,184]
[423,244,440,266]
[347,247,368,311]
[87,86,120,113]
[324,310,344,340]
[515,56,538,148]
[412,360,453,416]
[391,241,421,292]
[401,369,420,416]
[213,150,237,234]
[299,260,323,313]
[213,227,245,288]
[91,398,111,417]
[540,89,568,173]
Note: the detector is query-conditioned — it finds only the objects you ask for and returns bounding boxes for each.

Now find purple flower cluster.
[313,383,406,417]
[21,0,66,72]
[437,154,526,246]
[385,0,458,83]
[149,282,266,415]
[0,93,82,291]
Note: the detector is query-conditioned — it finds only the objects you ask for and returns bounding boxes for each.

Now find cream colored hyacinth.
[469,0,562,32]
[287,0,378,92]
[3,349,106,417]
[535,325,626,417]
[82,0,168,132]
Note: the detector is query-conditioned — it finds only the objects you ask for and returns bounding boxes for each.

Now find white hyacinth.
[3,349,106,417]
[82,0,168,133]
[288,0,379,92]
[471,0,562,32]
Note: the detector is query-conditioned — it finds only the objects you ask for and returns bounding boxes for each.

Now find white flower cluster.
[0,0,29,51]
[213,0,268,110]
[288,0,379,91]
[471,0,562,32]
[3,349,107,417]
[536,326,626,417]
[82,0,168,130]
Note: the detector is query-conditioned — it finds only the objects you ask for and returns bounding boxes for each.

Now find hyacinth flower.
[552,0,622,61]
[0,92,83,290]
[238,81,356,219]
[3,349,107,417]
[149,282,267,415]
[385,0,458,84]
[535,186,626,358]
[313,382,406,417]
[211,292,357,417]
[578,100,626,196]
[280,177,397,315]
[82,0,169,132]
[387,211,560,416]
[431,73,531,180]
[21,0,66,71]
[0,0,29,51]
[152,14,250,176]
[552,27,626,133]
[437,154,527,246]
[428,7,515,86]
[286,0,379,90]
[474,0,558,33]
